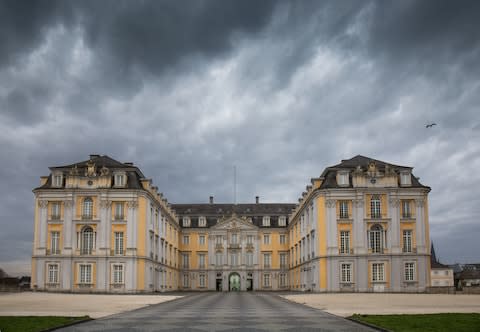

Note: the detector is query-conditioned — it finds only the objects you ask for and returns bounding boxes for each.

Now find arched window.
[370,195,381,219]
[83,198,93,219]
[369,224,384,253]
[80,226,94,254]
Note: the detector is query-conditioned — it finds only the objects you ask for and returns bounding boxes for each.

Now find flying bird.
[425,123,436,128]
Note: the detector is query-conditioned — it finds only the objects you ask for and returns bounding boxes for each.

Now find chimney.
[255,196,259,204]
[209,196,214,204]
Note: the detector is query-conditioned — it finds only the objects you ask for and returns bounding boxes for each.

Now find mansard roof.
[171,203,296,228]
[319,155,430,190]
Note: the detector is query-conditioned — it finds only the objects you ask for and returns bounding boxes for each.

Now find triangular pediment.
[211,214,258,230]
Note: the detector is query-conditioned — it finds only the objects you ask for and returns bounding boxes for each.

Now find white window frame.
[402,200,412,218]
[198,254,206,269]
[404,262,416,281]
[372,263,385,282]
[279,273,287,287]
[263,234,270,245]
[246,252,253,266]
[262,216,270,227]
[114,202,124,220]
[230,252,239,266]
[368,224,384,253]
[340,231,350,254]
[403,230,412,253]
[51,231,60,255]
[52,173,63,187]
[280,253,287,268]
[199,273,206,288]
[183,235,189,245]
[80,227,95,254]
[400,171,412,186]
[198,216,207,227]
[199,235,205,246]
[339,201,349,219]
[263,253,271,268]
[341,263,352,283]
[182,254,189,269]
[370,195,381,219]
[48,263,59,284]
[83,197,93,219]
[114,232,124,255]
[279,234,286,244]
[183,274,190,288]
[263,273,271,287]
[51,202,61,220]
[79,264,92,284]
[231,233,238,244]
[112,264,124,284]
[278,216,287,227]
[247,235,254,244]
[114,172,126,187]
[337,171,349,186]
[183,217,191,227]
[215,252,223,266]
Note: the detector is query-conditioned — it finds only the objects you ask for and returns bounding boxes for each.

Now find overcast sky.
[1,0,479,275]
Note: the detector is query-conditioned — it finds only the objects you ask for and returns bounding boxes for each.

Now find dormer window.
[52,173,63,187]
[278,216,287,227]
[183,217,191,227]
[262,216,270,227]
[400,171,411,186]
[114,172,126,187]
[337,171,349,187]
[198,216,206,227]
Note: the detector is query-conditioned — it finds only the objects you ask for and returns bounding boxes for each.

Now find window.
[198,254,206,269]
[82,198,93,219]
[230,253,239,266]
[182,254,189,269]
[372,263,385,282]
[216,252,223,266]
[405,262,415,281]
[337,171,349,186]
[183,274,189,288]
[263,234,270,245]
[114,173,125,187]
[278,216,287,227]
[263,274,271,287]
[79,264,92,284]
[280,253,287,268]
[183,235,189,245]
[246,252,253,266]
[340,231,350,254]
[279,273,287,287]
[403,230,412,253]
[400,171,411,186]
[370,195,381,218]
[48,264,59,283]
[114,232,124,255]
[51,231,60,254]
[231,233,238,244]
[53,173,63,187]
[262,216,270,227]
[215,235,223,245]
[198,216,206,227]
[369,225,384,253]
[339,201,349,219]
[263,253,271,268]
[80,227,94,254]
[51,202,61,220]
[199,235,205,246]
[183,217,191,227]
[114,202,124,220]
[247,235,254,244]
[112,264,124,284]
[279,234,286,244]
[199,274,206,288]
[341,263,352,283]
[402,200,412,218]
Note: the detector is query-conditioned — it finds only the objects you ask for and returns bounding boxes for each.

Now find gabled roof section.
[210,215,258,231]
[51,155,144,177]
[318,155,429,189]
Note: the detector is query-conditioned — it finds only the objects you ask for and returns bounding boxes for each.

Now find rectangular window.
[114,202,124,220]
[403,230,412,253]
[112,264,124,284]
[405,262,415,281]
[280,253,287,268]
[183,274,189,288]
[370,196,381,219]
[215,235,223,245]
[279,234,286,244]
[114,174,125,186]
[182,217,191,227]
[182,254,189,269]
[372,263,385,282]
[263,274,271,287]
[262,216,270,227]
[198,254,206,269]
[199,235,205,246]
[53,174,63,187]
[51,202,61,220]
[231,233,238,244]
[339,201,349,219]
[51,231,60,254]
[279,273,287,287]
[263,253,271,268]
[263,234,270,245]
[340,231,350,254]
[198,217,206,227]
[199,274,206,288]
[79,264,92,284]
[278,216,287,227]
[246,252,253,266]
[114,232,124,255]
[216,252,223,266]
[402,200,412,218]
[230,253,239,266]
[247,235,254,244]
[48,264,59,283]
[341,263,352,283]
[183,235,189,245]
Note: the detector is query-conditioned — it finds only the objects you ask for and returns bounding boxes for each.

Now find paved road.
[59,292,375,331]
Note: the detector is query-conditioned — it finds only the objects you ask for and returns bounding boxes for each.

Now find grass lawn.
[0,316,90,332]
[350,313,480,332]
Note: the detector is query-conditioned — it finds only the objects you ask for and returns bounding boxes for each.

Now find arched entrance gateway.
[229,272,241,291]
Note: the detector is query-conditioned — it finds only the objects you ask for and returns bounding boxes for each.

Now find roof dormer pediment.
[211,214,258,231]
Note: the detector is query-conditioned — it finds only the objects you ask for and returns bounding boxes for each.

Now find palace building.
[32,154,431,293]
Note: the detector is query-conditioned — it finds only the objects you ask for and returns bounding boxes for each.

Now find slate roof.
[318,155,430,189]
[35,155,145,190]
[171,203,296,228]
